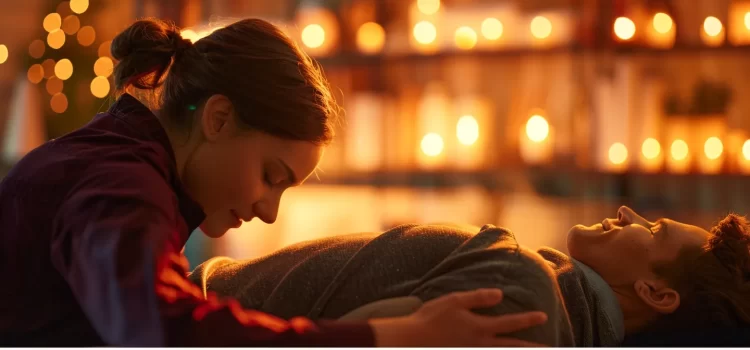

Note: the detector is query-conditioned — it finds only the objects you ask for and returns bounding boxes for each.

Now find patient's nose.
[617,206,648,226]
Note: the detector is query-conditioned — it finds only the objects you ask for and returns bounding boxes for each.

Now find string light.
[417,0,440,15]
[614,17,636,40]
[301,24,325,49]
[0,44,7,64]
[530,16,552,39]
[481,18,503,40]
[94,57,114,77]
[356,22,385,54]
[54,59,74,80]
[454,26,477,50]
[90,76,110,98]
[43,13,62,33]
[608,143,628,165]
[47,29,66,49]
[641,138,661,159]
[413,21,437,45]
[70,0,89,14]
[653,12,673,34]
[77,26,96,46]
[525,115,549,142]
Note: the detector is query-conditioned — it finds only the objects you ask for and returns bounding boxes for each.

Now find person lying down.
[188,206,750,346]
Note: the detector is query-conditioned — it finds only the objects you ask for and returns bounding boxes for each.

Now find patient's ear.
[634,280,680,314]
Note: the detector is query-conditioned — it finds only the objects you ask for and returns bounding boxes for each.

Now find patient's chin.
[199,221,229,238]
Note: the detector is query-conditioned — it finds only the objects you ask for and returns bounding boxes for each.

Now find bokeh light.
[703,137,723,160]
[54,59,74,80]
[525,115,549,142]
[70,0,89,14]
[301,24,325,49]
[90,76,111,98]
[45,77,64,95]
[356,22,385,54]
[27,64,45,84]
[77,26,96,46]
[743,140,750,160]
[56,1,72,17]
[47,29,66,49]
[50,93,69,113]
[745,12,750,31]
[614,17,636,40]
[421,133,444,157]
[28,40,45,59]
[413,21,437,45]
[43,13,62,33]
[41,59,56,78]
[454,26,477,50]
[94,56,114,77]
[98,41,112,57]
[456,115,479,146]
[530,16,552,39]
[62,15,81,35]
[0,45,7,64]
[703,16,723,37]
[670,139,689,161]
[608,143,628,165]
[417,0,440,15]
[481,18,503,40]
[641,138,661,159]
[653,12,673,34]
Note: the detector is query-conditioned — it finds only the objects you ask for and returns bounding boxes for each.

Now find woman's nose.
[617,205,648,226]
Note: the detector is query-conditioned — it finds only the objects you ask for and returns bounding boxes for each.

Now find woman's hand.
[369,289,548,347]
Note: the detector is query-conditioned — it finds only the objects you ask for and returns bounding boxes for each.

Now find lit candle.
[646,12,676,48]
[416,82,451,169]
[519,112,554,165]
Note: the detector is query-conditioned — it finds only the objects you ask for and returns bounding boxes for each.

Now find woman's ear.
[200,94,234,141]
[634,279,681,314]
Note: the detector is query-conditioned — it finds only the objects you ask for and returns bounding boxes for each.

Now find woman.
[0,18,548,346]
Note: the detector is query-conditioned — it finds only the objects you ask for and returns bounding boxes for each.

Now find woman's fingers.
[436,288,504,309]
[475,311,548,334]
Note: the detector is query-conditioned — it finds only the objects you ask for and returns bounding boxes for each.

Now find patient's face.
[566,206,710,286]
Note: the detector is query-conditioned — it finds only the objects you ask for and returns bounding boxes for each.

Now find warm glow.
[703,137,723,160]
[42,59,56,78]
[90,76,110,98]
[608,143,628,165]
[77,26,96,46]
[417,0,440,15]
[356,22,385,54]
[670,139,689,161]
[181,29,198,43]
[525,115,549,143]
[456,115,479,146]
[614,17,636,40]
[62,15,80,35]
[641,138,661,159]
[54,59,73,80]
[27,64,44,84]
[70,0,89,14]
[98,41,112,57]
[301,24,325,49]
[29,40,46,58]
[421,133,444,157]
[94,56,114,77]
[743,140,750,160]
[703,16,723,37]
[47,29,66,49]
[43,13,62,33]
[50,93,68,114]
[454,26,478,50]
[653,13,673,34]
[0,45,7,64]
[413,21,437,45]
[530,16,552,39]
[481,18,503,40]
[45,77,63,95]
[745,12,750,31]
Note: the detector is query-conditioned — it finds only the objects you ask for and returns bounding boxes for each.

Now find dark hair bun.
[111,18,192,90]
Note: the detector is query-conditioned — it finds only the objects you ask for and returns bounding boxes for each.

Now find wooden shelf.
[315,44,750,67]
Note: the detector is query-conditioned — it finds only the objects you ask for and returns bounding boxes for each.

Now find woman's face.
[180,95,324,237]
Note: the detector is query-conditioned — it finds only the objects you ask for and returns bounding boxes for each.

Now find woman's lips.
[230,210,242,228]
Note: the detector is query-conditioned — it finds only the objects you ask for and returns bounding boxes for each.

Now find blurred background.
[1,0,750,267]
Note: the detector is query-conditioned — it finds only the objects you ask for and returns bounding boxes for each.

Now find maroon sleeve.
[50,159,375,347]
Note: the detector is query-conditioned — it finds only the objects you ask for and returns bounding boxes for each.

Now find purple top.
[0,94,375,346]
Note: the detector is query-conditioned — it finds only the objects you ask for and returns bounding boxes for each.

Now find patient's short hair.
[649,214,750,331]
